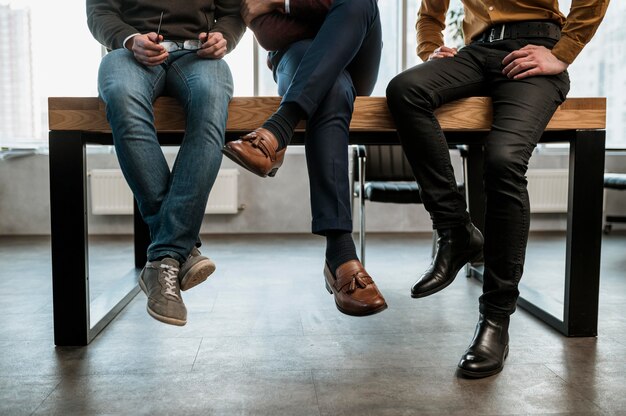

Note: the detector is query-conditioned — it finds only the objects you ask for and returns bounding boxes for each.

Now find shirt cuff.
[551,35,584,65]
[284,0,290,14]
[123,33,141,50]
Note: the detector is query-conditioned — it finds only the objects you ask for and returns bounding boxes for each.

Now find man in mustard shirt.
[386,0,609,378]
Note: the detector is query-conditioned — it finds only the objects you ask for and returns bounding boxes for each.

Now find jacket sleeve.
[86,0,139,50]
[287,0,332,19]
[551,0,610,64]
[212,0,247,53]
[249,12,321,51]
[415,0,449,61]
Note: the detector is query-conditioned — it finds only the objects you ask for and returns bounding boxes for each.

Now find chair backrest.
[364,145,414,182]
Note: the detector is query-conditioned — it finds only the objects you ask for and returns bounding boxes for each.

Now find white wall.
[2,148,623,236]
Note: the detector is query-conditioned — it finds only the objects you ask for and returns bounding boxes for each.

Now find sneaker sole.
[180,259,216,291]
[139,274,187,326]
[145,306,186,326]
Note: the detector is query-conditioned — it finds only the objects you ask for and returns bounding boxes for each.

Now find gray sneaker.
[178,247,216,291]
[139,258,187,326]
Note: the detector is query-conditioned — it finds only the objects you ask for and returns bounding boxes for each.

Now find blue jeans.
[386,38,570,317]
[98,49,233,263]
[269,0,382,234]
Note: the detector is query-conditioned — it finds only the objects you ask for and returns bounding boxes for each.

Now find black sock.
[325,231,358,274]
[261,102,305,150]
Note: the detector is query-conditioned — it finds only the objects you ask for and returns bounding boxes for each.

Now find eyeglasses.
[156,11,210,52]
[160,40,203,52]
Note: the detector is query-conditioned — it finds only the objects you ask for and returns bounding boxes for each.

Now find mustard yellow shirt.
[416,0,610,64]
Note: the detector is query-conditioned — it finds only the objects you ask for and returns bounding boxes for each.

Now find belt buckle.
[488,24,506,42]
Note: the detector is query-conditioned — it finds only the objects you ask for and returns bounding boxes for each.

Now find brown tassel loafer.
[222,128,286,177]
[324,260,388,316]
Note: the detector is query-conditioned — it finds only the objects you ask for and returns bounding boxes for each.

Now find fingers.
[428,46,458,60]
[132,33,168,66]
[508,67,541,80]
[146,32,164,45]
[198,32,228,59]
[134,50,168,66]
[501,44,567,79]
[502,46,533,66]
[135,33,164,52]
[502,58,535,79]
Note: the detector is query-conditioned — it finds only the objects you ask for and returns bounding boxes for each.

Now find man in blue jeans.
[222,0,388,316]
[87,0,245,326]
[386,0,608,377]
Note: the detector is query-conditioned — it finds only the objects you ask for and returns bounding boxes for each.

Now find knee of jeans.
[187,62,233,105]
[386,72,431,113]
[484,146,529,189]
[101,91,153,130]
[188,84,231,109]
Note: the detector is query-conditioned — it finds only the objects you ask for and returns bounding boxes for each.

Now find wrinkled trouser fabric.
[99,49,233,262]
[270,0,382,234]
[386,38,570,316]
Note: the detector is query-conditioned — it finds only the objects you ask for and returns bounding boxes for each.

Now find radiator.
[527,169,569,213]
[89,169,239,215]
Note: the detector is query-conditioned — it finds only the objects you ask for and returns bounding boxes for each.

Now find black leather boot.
[411,222,483,298]
[458,314,509,378]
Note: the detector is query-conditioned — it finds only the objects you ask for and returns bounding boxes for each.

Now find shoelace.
[160,264,180,300]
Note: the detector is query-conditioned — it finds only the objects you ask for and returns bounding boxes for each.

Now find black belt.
[475,21,561,43]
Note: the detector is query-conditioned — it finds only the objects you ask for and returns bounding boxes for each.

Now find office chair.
[603,172,626,234]
[353,145,465,265]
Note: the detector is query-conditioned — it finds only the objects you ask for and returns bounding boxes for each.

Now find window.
[551,0,625,148]
[1,0,623,148]
[0,0,101,147]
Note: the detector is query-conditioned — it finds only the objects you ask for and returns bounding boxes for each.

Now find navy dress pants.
[269,0,382,235]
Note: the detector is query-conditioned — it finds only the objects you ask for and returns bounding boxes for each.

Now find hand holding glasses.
[154,11,227,59]
[155,12,200,52]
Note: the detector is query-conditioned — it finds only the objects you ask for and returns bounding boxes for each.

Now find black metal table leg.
[516,131,605,336]
[562,130,606,336]
[49,132,143,346]
[470,130,606,337]
[49,131,90,346]
[133,200,150,268]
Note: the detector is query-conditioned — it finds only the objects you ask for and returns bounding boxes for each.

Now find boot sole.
[457,345,509,379]
[410,274,457,298]
[411,251,483,299]
[180,260,216,291]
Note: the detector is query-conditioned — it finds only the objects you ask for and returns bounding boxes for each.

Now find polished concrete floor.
[0,232,625,416]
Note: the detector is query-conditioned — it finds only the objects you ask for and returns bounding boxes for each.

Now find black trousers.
[386,38,570,317]
[269,0,382,235]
